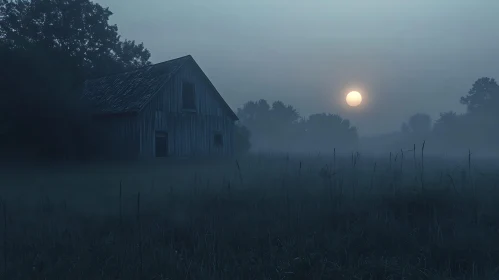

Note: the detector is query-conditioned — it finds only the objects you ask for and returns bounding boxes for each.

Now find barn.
[82,55,239,159]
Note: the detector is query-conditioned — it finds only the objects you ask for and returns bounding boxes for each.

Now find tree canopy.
[1,0,151,79]
[393,77,499,156]
[460,77,499,114]
[0,0,152,158]
[237,99,358,154]
[408,113,432,135]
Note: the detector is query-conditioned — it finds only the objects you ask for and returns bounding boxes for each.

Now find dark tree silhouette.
[270,101,300,125]
[268,101,301,149]
[429,77,499,155]
[237,99,301,151]
[301,113,358,152]
[460,77,499,114]
[237,99,272,149]
[0,0,151,159]
[0,0,151,78]
[431,111,462,153]
[408,113,432,135]
[433,111,459,133]
[390,113,432,152]
[237,98,358,153]
[237,99,271,124]
[0,45,93,158]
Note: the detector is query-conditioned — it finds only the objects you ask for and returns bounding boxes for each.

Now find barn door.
[155,131,168,157]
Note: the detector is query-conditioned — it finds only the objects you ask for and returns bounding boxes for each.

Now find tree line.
[235,99,358,154]
[394,77,499,156]
[1,0,497,159]
[238,77,499,156]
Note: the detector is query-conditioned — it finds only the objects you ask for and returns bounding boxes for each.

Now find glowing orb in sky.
[346,91,362,107]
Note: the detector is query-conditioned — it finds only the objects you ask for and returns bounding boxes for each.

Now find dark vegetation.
[0,0,151,159]
[2,0,499,279]
[3,156,499,279]
[360,78,499,156]
[1,0,498,158]
[237,100,358,153]
[237,78,499,156]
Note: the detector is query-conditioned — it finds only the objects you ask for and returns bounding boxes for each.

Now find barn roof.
[82,55,238,120]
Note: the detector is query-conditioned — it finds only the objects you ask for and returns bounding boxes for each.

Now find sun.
[346,91,362,107]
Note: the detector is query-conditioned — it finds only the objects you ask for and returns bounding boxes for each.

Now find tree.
[408,113,432,135]
[237,99,301,152]
[268,101,300,150]
[433,111,458,133]
[270,100,300,125]
[431,111,461,150]
[460,77,499,114]
[0,0,151,79]
[237,99,271,123]
[430,77,499,156]
[301,113,358,152]
[237,99,358,153]
[237,99,272,150]
[0,44,94,158]
[0,0,151,159]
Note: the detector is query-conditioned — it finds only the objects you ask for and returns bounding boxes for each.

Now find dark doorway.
[155,131,168,157]
[214,133,223,147]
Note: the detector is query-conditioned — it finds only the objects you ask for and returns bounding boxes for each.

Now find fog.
[3,0,497,158]
[4,1,499,277]
[97,0,499,139]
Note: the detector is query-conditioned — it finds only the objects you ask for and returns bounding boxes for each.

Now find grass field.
[1,153,499,279]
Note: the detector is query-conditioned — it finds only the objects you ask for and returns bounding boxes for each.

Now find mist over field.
[2,0,499,279]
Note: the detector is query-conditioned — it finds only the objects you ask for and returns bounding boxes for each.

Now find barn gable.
[82,55,238,159]
[181,58,238,120]
[82,55,238,120]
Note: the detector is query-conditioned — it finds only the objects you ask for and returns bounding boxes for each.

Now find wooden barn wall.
[92,115,140,160]
[156,59,231,116]
[136,61,236,158]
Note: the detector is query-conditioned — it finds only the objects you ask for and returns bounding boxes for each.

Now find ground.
[1,154,499,279]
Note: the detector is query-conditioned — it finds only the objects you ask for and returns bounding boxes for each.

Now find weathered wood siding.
[136,59,236,158]
[93,115,140,160]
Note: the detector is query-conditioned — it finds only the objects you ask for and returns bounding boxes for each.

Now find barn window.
[214,133,223,147]
[182,82,196,110]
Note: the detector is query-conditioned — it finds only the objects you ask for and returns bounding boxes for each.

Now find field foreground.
[1,154,499,280]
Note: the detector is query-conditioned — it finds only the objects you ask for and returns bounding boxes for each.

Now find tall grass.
[1,153,499,279]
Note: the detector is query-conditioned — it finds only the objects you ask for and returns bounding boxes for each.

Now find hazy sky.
[96,0,499,135]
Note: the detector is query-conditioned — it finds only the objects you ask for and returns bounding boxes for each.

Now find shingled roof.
[82,55,238,120]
